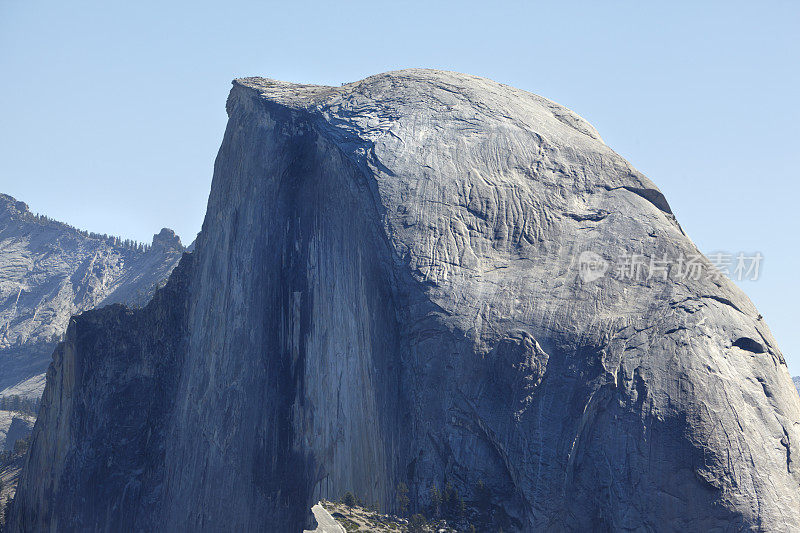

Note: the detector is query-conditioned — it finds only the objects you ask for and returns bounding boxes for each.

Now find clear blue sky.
[1,1,797,372]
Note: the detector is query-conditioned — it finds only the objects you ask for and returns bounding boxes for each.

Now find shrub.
[342,491,357,514]
[407,513,427,533]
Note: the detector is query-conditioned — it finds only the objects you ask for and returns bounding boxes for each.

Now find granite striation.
[9,70,800,531]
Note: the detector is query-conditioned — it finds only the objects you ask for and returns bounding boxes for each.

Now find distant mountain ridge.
[0,192,184,406]
[0,192,185,512]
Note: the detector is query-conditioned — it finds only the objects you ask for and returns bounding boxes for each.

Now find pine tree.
[430,483,442,518]
[397,482,410,517]
[342,491,357,515]
[442,481,459,520]
[475,479,492,527]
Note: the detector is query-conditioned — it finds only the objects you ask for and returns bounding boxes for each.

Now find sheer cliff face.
[0,195,184,401]
[11,70,800,531]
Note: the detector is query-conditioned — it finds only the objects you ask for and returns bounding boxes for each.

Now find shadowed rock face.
[9,70,800,532]
[0,197,184,516]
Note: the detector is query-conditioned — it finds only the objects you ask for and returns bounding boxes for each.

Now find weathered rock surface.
[0,451,27,527]
[9,70,800,531]
[0,194,184,401]
[0,411,33,452]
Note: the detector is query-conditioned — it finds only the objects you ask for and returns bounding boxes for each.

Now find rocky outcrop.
[0,411,33,452]
[303,503,346,533]
[303,501,414,533]
[0,194,185,519]
[10,253,192,531]
[0,194,184,402]
[9,70,800,532]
